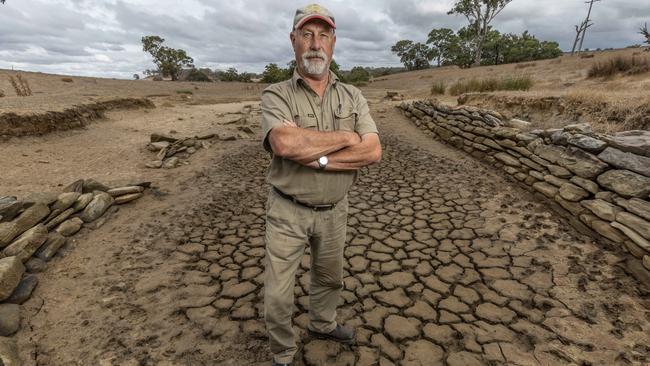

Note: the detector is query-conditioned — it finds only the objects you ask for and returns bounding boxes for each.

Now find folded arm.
[268,120,360,164]
[302,132,382,171]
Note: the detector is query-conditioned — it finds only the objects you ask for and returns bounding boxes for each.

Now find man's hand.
[268,120,360,164]
[282,120,298,128]
[321,133,381,171]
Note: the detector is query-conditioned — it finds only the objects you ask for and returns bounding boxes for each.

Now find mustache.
[302,51,327,61]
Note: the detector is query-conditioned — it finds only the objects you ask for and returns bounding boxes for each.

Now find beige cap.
[293,4,336,30]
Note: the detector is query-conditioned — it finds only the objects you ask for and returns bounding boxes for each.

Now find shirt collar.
[292,68,339,89]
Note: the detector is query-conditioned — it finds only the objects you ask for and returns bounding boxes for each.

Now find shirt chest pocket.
[295,113,318,130]
[334,106,358,132]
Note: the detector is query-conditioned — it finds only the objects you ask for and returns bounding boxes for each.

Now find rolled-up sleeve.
[354,92,378,137]
[261,85,292,153]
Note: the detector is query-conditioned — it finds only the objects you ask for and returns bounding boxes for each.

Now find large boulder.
[35,232,67,261]
[534,143,610,178]
[616,211,650,240]
[557,147,609,179]
[51,192,81,211]
[2,224,49,262]
[82,179,110,193]
[566,134,607,153]
[0,197,23,223]
[559,183,590,202]
[44,208,75,231]
[23,192,58,206]
[597,170,650,198]
[0,203,49,248]
[614,197,650,221]
[602,130,650,157]
[581,199,622,221]
[56,217,84,236]
[107,186,144,197]
[0,304,20,336]
[0,336,22,366]
[0,257,25,301]
[72,193,94,212]
[80,192,114,222]
[598,147,650,177]
[5,274,38,304]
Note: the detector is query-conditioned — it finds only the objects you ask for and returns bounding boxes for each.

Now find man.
[261,4,382,366]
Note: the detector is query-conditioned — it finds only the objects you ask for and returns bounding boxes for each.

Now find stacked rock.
[399,100,650,286]
[145,133,213,169]
[0,178,147,360]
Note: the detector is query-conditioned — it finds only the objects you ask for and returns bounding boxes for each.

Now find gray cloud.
[0,0,648,78]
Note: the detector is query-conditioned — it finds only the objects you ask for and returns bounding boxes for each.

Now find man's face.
[291,19,336,78]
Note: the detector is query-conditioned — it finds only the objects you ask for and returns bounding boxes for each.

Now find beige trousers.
[264,188,348,364]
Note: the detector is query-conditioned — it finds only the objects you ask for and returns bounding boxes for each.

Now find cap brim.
[295,14,336,30]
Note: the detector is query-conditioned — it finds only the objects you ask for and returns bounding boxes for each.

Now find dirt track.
[13,103,650,365]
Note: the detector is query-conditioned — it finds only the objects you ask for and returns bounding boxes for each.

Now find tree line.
[392,0,562,70]
[393,27,563,70]
[260,60,372,85]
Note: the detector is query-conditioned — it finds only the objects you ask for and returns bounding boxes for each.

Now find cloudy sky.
[0,0,648,78]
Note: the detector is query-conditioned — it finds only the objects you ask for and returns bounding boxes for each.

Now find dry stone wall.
[0,179,146,361]
[399,100,650,286]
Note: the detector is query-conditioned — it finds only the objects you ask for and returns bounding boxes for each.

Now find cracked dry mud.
[18,107,650,365]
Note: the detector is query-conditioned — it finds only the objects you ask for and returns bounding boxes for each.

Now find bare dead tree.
[571,20,592,55]
[575,0,601,54]
[641,22,650,50]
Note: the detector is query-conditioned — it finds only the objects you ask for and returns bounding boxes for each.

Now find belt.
[272,187,336,211]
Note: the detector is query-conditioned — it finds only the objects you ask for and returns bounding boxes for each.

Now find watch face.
[319,156,328,165]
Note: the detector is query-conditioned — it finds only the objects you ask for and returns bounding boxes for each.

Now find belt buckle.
[312,203,335,211]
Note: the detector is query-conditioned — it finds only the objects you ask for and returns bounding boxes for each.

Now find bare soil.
[6,99,649,365]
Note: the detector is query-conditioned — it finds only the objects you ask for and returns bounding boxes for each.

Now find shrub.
[430,81,446,95]
[0,90,4,97]
[185,68,211,82]
[61,77,73,83]
[176,89,193,95]
[580,53,595,59]
[8,74,32,96]
[588,55,650,78]
[448,76,533,96]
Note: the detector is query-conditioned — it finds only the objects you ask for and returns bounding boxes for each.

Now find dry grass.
[448,76,533,96]
[515,62,536,69]
[9,74,32,96]
[430,81,446,95]
[587,55,650,78]
[565,89,650,132]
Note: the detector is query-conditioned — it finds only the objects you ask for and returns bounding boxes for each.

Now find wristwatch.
[318,156,328,170]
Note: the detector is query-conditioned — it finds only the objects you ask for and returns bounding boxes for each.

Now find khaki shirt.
[261,70,378,205]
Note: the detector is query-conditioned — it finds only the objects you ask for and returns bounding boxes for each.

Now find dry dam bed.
[0,103,648,365]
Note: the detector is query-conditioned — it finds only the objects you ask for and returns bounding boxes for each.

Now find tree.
[347,66,371,85]
[216,68,252,82]
[141,35,194,81]
[261,63,290,83]
[448,0,513,66]
[391,40,431,70]
[445,27,476,68]
[133,74,140,80]
[427,28,457,66]
[641,23,650,48]
[186,68,212,82]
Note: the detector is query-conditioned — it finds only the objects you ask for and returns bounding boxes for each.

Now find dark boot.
[308,324,355,344]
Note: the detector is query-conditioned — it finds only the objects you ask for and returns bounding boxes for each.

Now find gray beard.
[301,53,328,76]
